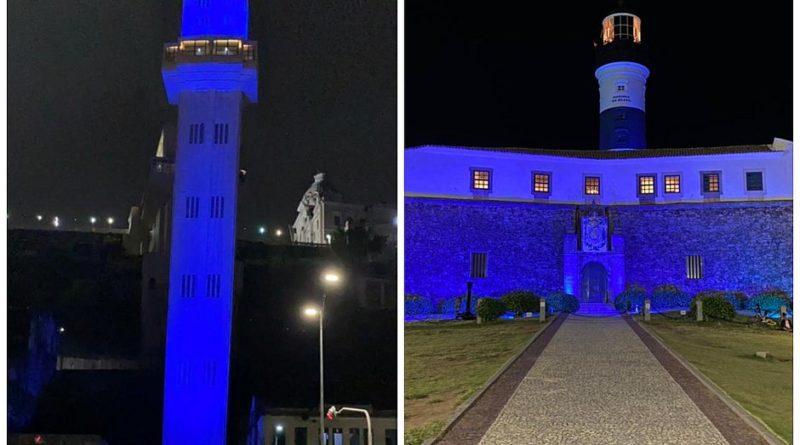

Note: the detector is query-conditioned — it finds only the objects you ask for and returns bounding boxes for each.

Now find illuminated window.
[471,169,491,191]
[602,14,642,44]
[664,175,681,193]
[638,175,655,195]
[702,172,721,193]
[532,172,551,194]
[746,171,763,191]
[584,176,600,195]
[471,253,487,278]
[686,256,703,279]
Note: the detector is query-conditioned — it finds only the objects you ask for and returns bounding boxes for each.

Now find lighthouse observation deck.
[163,39,257,67]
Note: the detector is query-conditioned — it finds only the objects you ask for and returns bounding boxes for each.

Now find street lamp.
[258,226,266,235]
[36,215,43,222]
[90,216,97,232]
[326,406,372,445]
[52,216,60,228]
[275,229,283,237]
[107,217,114,231]
[302,269,343,445]
[274,424,284,445]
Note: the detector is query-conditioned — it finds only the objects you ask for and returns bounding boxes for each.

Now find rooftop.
[407,141,791,160]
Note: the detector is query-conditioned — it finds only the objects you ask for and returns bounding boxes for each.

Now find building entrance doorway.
[581,262,608,303]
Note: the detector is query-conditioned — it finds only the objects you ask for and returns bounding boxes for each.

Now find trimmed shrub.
[748,290,792,317]
[439,296,477,315]
[545,292,580,313]
[614,286,646,312]
[723,291,748,311]
[690,291,736,320]
[501,291,539,317]
[404,294,435,318]
[477,298,506,322]
[651,285,692,309]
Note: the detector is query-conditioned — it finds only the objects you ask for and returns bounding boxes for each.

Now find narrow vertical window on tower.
[470,169,491,191]
[181,274,197,298]
[185,196,200,218]
[214,123,229,144]
[584,176,601,195]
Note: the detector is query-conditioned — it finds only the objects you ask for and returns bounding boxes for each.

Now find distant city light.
[275,229,283,237]
[258,226,266,235]
[36,215,43,221]
[52,217,60,228]
[107,217,114,225]
[90,216,97,224]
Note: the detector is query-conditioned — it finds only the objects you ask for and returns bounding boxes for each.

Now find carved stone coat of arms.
[582,216,608,252]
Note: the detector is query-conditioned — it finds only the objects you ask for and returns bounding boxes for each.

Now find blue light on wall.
[181,0,249,39]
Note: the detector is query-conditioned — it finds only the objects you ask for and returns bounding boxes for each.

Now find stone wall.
[406,198,793,302]
[613,201,793,296]
[405,198,574,302]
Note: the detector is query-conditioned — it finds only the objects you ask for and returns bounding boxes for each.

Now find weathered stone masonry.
[405,197,792,302]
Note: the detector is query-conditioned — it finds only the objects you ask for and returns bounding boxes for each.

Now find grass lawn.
[405,319,544,445]
[643,315,792,443]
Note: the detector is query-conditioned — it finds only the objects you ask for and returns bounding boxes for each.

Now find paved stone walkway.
[478,313,730,445]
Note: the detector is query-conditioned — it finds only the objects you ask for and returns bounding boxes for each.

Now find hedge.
[477,298,506,322]
[501,290,540,317]
[690,291,736,320]
[614,286,647,312]
[651,285,692,309]
[404,294,435,317]
[545,292,579,313]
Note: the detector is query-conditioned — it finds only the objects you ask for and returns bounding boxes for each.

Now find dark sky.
[9,0,397,233]
[406,1,792,149]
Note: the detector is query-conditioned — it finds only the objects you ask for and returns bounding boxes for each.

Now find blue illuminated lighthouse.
[595,7,649,150]
[161,1,257,443]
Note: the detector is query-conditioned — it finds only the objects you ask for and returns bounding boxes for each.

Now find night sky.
[9,0,397,234]
[406,1,792,149]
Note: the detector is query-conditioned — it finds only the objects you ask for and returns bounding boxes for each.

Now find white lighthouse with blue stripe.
[161,1,258,444]
[595,10,649,150]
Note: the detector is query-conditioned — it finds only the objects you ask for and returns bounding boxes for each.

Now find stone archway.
[581,262,608,303]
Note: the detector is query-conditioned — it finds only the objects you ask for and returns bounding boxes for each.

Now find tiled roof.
[406,144,782,159]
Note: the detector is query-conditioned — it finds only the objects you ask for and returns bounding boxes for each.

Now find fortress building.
[404,8,792,305]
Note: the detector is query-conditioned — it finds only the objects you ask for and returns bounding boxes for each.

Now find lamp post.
[326,406,372,445]
[107,217,114,232]
[302,270,342,445]
[274,424,283,445]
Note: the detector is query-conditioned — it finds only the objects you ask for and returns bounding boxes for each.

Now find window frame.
[700,171,722,197]
[744,169,765,194]
[663,173,682,196]
[636,173,657,198]
[583,174,602,197]
[469,167,493,194]
[531,171,552,198]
